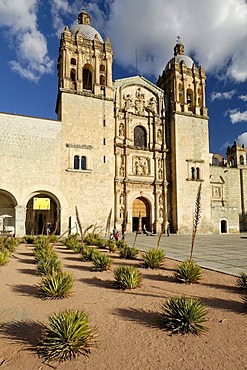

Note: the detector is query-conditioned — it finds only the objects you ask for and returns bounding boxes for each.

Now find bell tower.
[157,41,212,234]
[56,9,113,116]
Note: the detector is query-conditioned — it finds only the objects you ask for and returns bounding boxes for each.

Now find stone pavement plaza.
[124,232,247,276]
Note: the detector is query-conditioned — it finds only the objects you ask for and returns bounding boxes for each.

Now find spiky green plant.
[114,266,142,289]
[175,260,202,284]
[91,252,112,271]
[106,240,118,252]
[116,240,128,249]
[34,244,53,263]
[22,235,36,244]
[160,296,208,334]
[63,234,83,253]
[142,248,165,269]
[37,309,96,362]
[236,272,247,290]
[3,236,20,252]
[40,271,74,299]
[190,183,202,261]
[119,245,139,259]
[0,249,10,265]
[81,246,99,262]
[37,253,62,276]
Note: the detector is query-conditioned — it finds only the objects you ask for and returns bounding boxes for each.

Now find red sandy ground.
[0,242,246,370]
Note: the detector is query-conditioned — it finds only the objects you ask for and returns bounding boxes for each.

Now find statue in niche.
[120,206,124,219]
[147,97,157,113]
[120,193,124,205]
[159,195,163,206]
[135,88,146,114]
[159,206,163,218]
[157,129,162,141]
[124,93,133,110]
[142,159,148,175]
[158,158,163,179]
[135,160,142,176]
[119,154,125,176]
[119,123,124,137]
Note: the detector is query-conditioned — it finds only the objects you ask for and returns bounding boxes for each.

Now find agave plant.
[81,246,99,261]
[37,309,96,362]
[34,244,53,263]
[175,260,202,284]
[63,234,83,253]
[40,270,74,299]
[106,240,118,253]
[37,253,62,276]
[114,266,142,289]
[0,249,10,265]
[142,248,165,269]
[119,245,139,259]
[91,252,112,271]
[3,236,20,252]
[236,272,247,290]
[23,235,36,244]
[160,296,208,334]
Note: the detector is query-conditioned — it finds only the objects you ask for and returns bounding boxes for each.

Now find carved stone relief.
[119,122,124,137]
[158,158,163,179]
[133,157,150,176]
[135,88,146,114]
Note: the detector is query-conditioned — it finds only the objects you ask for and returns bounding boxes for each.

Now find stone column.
[15,205,26,237]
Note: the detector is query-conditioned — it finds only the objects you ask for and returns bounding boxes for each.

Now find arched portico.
[131,197,151,232]
[0,189,17,235]
[25,191,61,235]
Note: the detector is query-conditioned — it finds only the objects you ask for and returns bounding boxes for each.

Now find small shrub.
[23,235,36,244]
[114,266,142,289]
[236,272,247,290]
[116,240,128,249]
[34,244,53,263]
[81,246,99,261]
[40,270,74,299]
[83,233,105,248]
[34,236,50,250]
[0,249,10,265]
[160,296,208,335]
[48,235,58,244]
[63,234,83,253]
[37,253,62,276]
[119,245,139,260]
[37,309,96,362]
[142,248,165,269]
[106,240,118,252]
[91,252,112,271]
[175,260,202,284]
[3,236,20,252]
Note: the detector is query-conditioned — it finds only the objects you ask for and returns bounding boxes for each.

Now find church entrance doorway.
[132,197,151,232]
[25,193,60,235]
[221,220,227,234]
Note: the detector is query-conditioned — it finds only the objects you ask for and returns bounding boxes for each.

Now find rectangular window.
[103,119,106,127]
[103,138,106,145]
[103,156,106,163]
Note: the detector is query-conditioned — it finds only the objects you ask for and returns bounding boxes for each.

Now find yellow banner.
[33,198,50,210]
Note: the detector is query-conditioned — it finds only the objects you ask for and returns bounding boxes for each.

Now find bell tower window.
[83,66,92,91]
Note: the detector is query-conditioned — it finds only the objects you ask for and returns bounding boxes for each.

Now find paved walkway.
[124,232,247,276]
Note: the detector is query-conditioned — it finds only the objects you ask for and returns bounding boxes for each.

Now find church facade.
[0,10,246,237]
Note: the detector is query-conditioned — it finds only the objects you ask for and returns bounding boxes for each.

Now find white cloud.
[91,0,247,82]
[239,95,247,102]
[0,0,53,82]
[227,109,247,124]
[211,90,237,102]
[237,132,247,147]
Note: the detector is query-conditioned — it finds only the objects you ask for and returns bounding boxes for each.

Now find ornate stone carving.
[135,88,145,113]
[147,96,157,113]
[158,158,163,179]
[119,122,124,136]
[123,93,134,111]
[133,157,149,176]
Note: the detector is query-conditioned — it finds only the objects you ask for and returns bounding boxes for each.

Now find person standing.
[166,222,170,237]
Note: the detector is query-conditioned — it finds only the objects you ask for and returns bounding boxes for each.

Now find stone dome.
[165,42,194,70]
[70,24,103,43]
[70,10,104,43]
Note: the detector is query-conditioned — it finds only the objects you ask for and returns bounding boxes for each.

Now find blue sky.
[0,0,247,156]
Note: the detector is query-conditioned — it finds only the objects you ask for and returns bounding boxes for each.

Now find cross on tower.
[82,1,89,11]
[176,35,181,43]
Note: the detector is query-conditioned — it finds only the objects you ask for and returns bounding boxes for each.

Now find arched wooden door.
[132,197,151,232]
